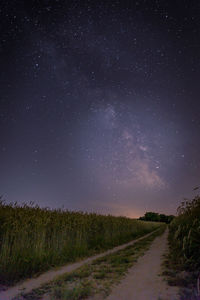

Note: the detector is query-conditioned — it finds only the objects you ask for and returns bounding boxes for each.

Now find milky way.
[1,1,200,217]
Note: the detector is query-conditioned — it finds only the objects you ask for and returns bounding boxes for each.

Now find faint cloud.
[122,129,133,140]
[91,103,118,129]
[139,145,148,152]
[104,105,117,128]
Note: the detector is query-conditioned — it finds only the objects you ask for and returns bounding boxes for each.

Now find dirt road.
[106,229,179,300]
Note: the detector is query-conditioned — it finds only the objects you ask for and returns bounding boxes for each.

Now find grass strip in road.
[18,225,166,300]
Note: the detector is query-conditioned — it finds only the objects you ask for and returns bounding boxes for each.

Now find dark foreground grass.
[19,225,166,300]
[163,195,200,299]
[0,200,161,284]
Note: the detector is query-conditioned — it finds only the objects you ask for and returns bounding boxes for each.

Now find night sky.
[1,1,200,217]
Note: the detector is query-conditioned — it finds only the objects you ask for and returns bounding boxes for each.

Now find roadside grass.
[162,253,200,300]
[0,200,161,285]
[19,225,166,300]
[162,195,200,300]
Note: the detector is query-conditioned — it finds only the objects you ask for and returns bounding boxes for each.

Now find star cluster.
[1,1,200,217]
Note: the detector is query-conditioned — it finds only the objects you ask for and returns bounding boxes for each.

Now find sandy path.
[0,229,159,300]
[106,229,179,300]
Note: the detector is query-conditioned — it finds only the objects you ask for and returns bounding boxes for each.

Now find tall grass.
[0,200,160,284]
[169,195,200,271]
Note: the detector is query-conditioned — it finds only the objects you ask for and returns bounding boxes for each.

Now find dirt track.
[106,229,179,300]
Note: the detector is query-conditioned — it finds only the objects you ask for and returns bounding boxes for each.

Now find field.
[21,226,165,300]
[0,200,160,284]
[166,195,200,297]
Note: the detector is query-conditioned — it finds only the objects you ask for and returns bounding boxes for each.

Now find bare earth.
[106,229,179,300]
[0,229,158,300]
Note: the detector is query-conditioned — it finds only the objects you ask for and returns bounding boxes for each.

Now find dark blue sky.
[1,1,200,217]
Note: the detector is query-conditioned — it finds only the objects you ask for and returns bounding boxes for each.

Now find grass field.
[19,226,166,300]
[0,200,161,284]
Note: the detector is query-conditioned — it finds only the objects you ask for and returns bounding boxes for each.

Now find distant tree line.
[139,212,175,224]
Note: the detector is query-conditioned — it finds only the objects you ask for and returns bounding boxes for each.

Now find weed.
[51,281,93,300]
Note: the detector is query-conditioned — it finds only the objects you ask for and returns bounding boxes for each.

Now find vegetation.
[0,199,161,284]
[164,193,200,298]
[169,195,200,271]
[20,226,166,300]
[139,211,174,223]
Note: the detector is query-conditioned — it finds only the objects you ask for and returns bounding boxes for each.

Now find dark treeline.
[139,212,174,224]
